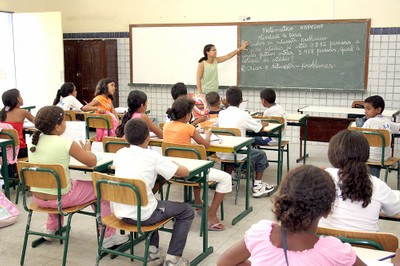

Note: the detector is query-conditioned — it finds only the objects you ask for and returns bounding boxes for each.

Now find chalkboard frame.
[129,19,370,91]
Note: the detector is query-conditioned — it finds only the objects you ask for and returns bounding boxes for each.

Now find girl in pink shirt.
[217,165,368,266]
[116,90,162,138]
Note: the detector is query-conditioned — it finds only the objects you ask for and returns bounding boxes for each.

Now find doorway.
[63,39,119,106]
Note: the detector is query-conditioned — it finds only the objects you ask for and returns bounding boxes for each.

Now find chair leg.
[61,215,74,266]
[20,210,33,265]
[397,161,400,190]
[286,144,290,172]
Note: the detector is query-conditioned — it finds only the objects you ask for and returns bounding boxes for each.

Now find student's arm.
[392,248,400,266]
[217,240,251,266]
[69,140,97,167]
[216,41,250,63]
[85,98,102,113]
[142,113,163,138]
[192,128,211,148]
[24,110,35,123]
[110,104,119,120]
[81,104,98,112]
[196,62,205,94]
[191,116,208,126]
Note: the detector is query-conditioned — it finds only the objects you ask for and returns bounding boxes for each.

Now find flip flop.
[208,222,225,231]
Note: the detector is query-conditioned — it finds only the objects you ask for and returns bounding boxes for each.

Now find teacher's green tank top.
[201,59,219,94]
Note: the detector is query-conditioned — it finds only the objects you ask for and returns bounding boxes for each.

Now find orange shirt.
[94,94,112,114]
[163,121,195,145]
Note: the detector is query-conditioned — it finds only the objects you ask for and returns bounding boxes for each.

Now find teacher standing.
[196,41,250,95]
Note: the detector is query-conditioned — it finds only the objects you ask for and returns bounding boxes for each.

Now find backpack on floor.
[0,191,20,228]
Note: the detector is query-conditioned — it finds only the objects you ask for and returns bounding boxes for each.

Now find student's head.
[116,90,148,137]
[205,91,221,107]
[328,129,372,207]
[124,118,149,146]
[226,86,242,107]
[30,106,65,152]
[171,82,188,100]
[0,88,21,121]
[198,44,215,63]
[260,88,276,107]
[53,82,77,105]
[166,97,194,122]
[95,78,116,100]
[273,165,335,233]
[364,95,385,118]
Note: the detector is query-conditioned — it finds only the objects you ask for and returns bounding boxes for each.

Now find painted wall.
[0,0,399,32]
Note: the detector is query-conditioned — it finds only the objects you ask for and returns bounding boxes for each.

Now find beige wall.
[0,0,398,33]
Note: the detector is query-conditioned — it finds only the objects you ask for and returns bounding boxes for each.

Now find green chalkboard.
[239,19,370,91]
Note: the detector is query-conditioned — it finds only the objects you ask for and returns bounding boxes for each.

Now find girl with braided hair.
[319,129,400,231]
[218,165,369,266]
[28,106,128,248]
[115,90,163,138]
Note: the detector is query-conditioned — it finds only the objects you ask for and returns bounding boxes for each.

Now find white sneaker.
[40,223,56,241]
[102,234,129,248]
[148,247,165,266]
[252,182,274,198]
[164,256,190,266]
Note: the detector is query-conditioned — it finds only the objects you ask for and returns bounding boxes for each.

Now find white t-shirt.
[263,104,287,145]
[362,115,400,162]
[113,145,178,221]
[217,106,262,160]
[319,168,400,231]
[57,95,83,110]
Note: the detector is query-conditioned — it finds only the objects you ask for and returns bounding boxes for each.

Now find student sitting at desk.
[217,165,368,266]
[163,97,232,231]
[84,78,119,141]
[28,106,128,248]
[116,90,163,138]
[205,91,224,116]
[52,82,96,112]
[319,130,400,232]
[169,82,208,126]
[218,86,274,198]
[361,95,400,178]
[114,118,193,266]
[0,88,35,158]
[254,88,287,146]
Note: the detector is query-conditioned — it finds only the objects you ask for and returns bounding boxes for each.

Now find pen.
[378,253,396,261]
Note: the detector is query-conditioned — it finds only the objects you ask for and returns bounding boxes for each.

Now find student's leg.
[125,200,194,256]
[35,180,116,237]
[253,136,272,146]
[250,148,269,181]
[193,187,202,205]
[207,169,232,226]
[369,165,381,178]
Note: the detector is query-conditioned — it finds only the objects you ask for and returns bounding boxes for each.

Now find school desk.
[69,151,115,173]
[352,246,395,265]
[0,138,15,200]
[252,113,309,164]
[298,106,400,150]
[247,122,284,186]
[148,135,255,226]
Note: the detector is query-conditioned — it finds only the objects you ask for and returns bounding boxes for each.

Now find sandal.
[208,222,225,231]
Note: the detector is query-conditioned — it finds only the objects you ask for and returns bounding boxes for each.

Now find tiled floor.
[1,143,400,265]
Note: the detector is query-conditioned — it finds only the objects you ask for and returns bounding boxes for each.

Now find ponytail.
[198,44,214,63]
[116,110,133,137]
[53,89,62,105]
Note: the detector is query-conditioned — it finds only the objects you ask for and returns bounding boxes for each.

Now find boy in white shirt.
[218,86,274,198]
[254,88,287,146]
[113,118,194,266]
[362,95,400,178]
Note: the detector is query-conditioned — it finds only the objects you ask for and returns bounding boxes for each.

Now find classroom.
[1,0,400,265]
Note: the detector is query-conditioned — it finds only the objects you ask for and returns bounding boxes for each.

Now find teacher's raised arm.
[196,41,249,95]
